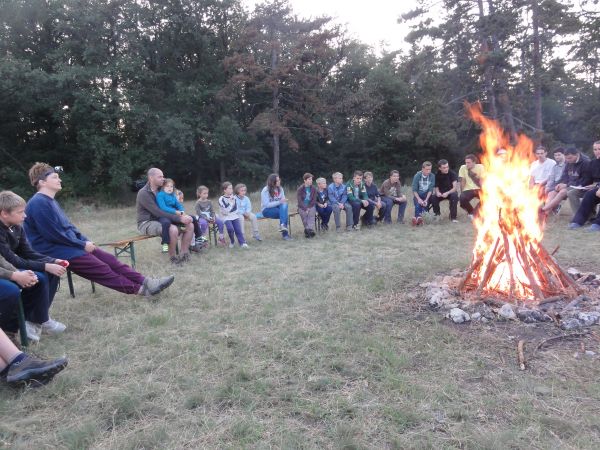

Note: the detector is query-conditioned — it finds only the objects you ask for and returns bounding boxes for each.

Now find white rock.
[481,317,490,323]
[499,304,516,320]
[577,312,600,326]
[471,312,482,321]
[561,318,582,330]
[449,308,471,324]
[428,291,445,308]
[585,350,597,357]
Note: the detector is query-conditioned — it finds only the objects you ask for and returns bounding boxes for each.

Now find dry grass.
[1,195,599,449]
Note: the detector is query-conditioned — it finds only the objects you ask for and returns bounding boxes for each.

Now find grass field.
[1,194,599,449]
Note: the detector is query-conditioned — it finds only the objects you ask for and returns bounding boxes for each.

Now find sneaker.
[279,224,288,233]
[253,233,262,242]
[241,243,249,248]
[142,275,176,296]
[346,226,353,231]
[352,225,359,231]
[161,244,169,253]
[179,253,191,264]
[322,224,329,231]
[336,227,342,233]
[304,229,310,238]
[170,256,181,266]
[411,217,418,226]
[282,234,293,241]
[6,354,68,385]
[308,229,316,237]
[451,219,459,223]
[217,236,227,247]
[189,244,202,253]
[467,214,474,221]
[41,318,66,335]
[25,322,41,342]
[587,224,600,232]
[568,222,582,230]
[195,237,207,246]
[433,215,441,222]
[229,243,235,248]
[416,217,424,226]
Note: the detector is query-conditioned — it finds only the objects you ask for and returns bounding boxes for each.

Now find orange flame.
[465,102,544,301]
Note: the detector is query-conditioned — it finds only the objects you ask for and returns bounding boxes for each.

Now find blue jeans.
[316,205,333,225]
[0,271,55,332]
[224,218,246,245]
[381,197,407,223]
[413,192,431,217]
[262,203,289,236]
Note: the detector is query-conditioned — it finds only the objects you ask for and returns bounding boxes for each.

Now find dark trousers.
[432,192,459,220]
[350,200,374,225]
[0,271,55,331]
[158,217,172,245]
[316,205,332,225]
[460,190,480,216]
[69,248,145,295]
[572,187,600,226]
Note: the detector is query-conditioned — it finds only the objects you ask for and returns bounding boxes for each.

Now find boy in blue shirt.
[327,172,353,231]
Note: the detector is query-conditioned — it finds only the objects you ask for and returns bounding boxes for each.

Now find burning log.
[459,103,579,305]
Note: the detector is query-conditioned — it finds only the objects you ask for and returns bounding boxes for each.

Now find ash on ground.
[423,268,600,331]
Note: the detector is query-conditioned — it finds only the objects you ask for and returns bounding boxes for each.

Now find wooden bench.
[66,234,159,298]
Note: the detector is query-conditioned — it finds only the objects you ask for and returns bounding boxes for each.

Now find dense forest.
[1,0,599,199]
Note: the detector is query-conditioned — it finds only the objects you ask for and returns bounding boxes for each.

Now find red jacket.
[297,185,317,210]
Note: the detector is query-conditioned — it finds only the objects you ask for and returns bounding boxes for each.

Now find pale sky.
[242,0,420,53]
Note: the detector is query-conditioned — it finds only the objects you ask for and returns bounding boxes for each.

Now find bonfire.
[459,103,582,304]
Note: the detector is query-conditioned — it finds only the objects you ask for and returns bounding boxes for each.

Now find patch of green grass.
[1,200,600,448]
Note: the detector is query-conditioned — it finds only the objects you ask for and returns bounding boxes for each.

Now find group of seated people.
[526,143,600,231]
[2,142,598,388]
[0,163,176,386]
[134,159,483,266]
[134,142,600,267]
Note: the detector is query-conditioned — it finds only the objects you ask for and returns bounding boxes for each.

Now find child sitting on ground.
[195,185,226,246]
[156,179,204,252]
[235,184,262,241]
[219,182,248,248]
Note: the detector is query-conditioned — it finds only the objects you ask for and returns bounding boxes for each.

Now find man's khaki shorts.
[138,220,162,236]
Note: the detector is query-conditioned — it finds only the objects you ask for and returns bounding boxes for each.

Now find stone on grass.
[428,291,446,309]
[560,318,582,330]
[517,308,550,323]
[499,304,516,320]
[577,312,600,326]
[471,312,481,321]
[449,308,470,324]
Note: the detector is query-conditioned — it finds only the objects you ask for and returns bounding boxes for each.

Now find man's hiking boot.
[142,275,175,296]
[6,354,68,386]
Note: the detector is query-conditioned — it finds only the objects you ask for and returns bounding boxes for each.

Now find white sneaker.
[229,243,235,248]
[41,318,67,335]
[452,219,459,223]
[468,214,474,221]
[25,321,41,342]
[241,243,249,248]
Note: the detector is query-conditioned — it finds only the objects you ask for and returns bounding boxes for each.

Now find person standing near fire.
[458,154,485,220]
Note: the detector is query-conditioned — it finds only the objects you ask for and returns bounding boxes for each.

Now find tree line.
[1,0,599,200]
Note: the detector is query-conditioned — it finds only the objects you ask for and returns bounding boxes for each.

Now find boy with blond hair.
[327,172,353,231]
[0,190,67,341]
[235,183,261,241]
[315,177,332,230]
